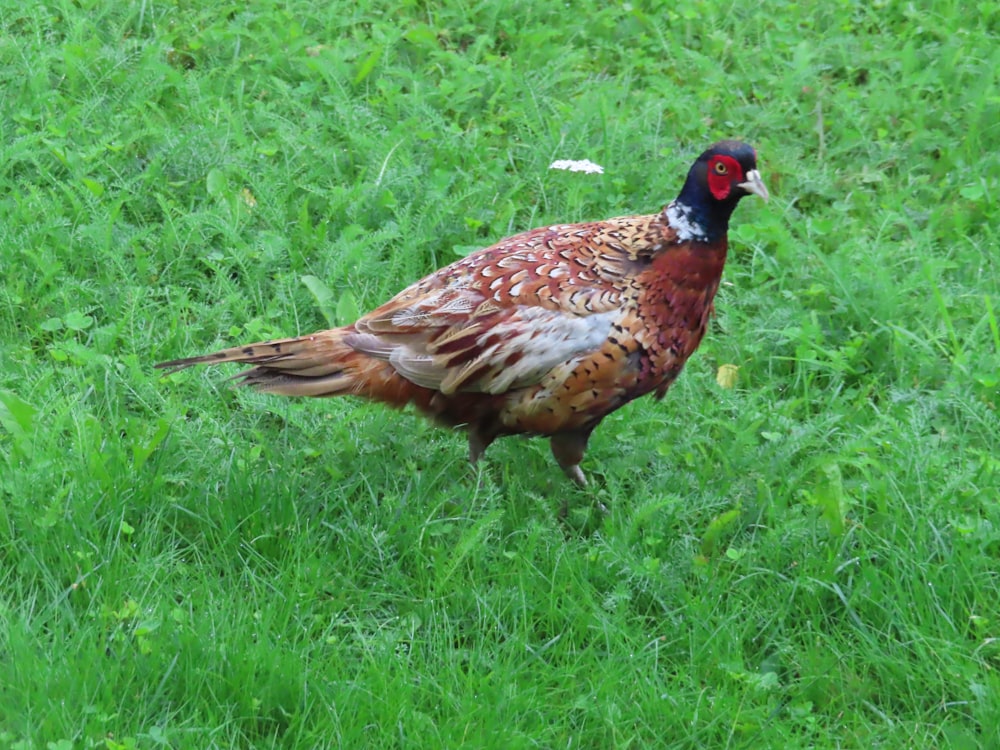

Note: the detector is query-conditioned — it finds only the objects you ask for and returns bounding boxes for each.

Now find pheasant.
[157,140,768,486]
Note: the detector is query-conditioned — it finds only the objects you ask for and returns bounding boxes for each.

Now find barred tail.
[155,328,403,400]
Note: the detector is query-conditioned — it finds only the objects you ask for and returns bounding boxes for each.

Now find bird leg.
[467,425,497,465]
[550,429,593,489]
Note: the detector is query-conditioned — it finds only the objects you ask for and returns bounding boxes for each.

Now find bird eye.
[713,161,728,175]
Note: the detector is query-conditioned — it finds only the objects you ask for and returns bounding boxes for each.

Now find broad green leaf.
[132,418,171,472]
[301,274,337,326]
[63,310,94,331]
[0,390,37,436]
[813,462,847,537]
[206,168,227,197]
[353,48,382,84]
[81,177,104,197]
[336,291,360,327]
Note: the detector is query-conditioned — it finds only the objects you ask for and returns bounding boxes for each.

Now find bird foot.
[563,464,587,488]
[550,430,594,489]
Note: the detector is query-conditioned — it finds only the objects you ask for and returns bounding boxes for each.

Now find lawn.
[1,0,998,747]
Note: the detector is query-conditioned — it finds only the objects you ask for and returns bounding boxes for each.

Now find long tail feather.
[155,329,385,398]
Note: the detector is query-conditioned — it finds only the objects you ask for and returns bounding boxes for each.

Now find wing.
[347,214,674,395]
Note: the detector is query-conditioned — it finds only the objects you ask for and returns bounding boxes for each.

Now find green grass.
[1,0,999,747]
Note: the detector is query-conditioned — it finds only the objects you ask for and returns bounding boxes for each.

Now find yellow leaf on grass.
[716,363,739,389]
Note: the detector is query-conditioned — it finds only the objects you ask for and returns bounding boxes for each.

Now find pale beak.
[738,169,769,203]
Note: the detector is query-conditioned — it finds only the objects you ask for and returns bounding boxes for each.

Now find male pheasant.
[157,140,768,486]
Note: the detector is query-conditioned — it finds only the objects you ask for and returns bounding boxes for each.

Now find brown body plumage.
[157,141,768,486]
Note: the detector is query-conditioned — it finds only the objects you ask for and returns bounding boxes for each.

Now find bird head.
[696,140,769,204]
[671,140,769,242]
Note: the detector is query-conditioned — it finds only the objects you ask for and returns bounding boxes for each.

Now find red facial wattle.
[706,155,744,201]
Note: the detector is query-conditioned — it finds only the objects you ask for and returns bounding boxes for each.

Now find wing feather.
[344,214,673,395]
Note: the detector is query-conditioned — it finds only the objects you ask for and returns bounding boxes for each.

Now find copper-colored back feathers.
[157,141,768,486]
